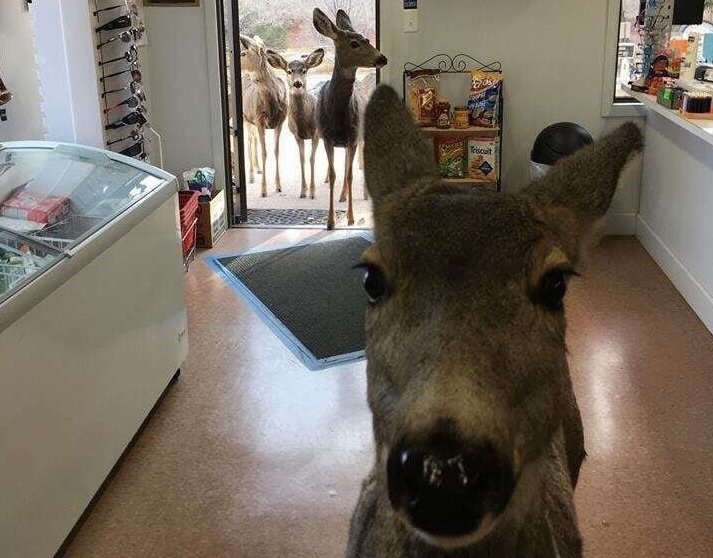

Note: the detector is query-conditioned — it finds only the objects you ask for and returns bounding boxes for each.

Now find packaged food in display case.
[467,70,502,128]
[406,69,440,126]
[435,136,466,178]
[467,137,500,182]
[0,188,70,225]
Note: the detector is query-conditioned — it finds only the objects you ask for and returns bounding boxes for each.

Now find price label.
[404,0,417,9]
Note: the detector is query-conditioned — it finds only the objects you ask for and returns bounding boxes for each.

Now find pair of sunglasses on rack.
[104,90,146,113]
[102,74,142,97]
[93,2,127,16]
[119,140,145,158]
[106,129,142,146]
[98,45,138,67]
[100,67,140,83]
[105,109,147,130]
[0,74,12,106]
[95,14,131,33]
[97,26,144,50]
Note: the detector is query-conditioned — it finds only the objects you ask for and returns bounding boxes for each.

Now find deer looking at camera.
[239,34,287,197]
[267,48,325,199]
[313,8,387,229]
[347,85,642,558]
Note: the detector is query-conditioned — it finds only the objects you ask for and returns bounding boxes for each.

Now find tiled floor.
[61,232,713,558]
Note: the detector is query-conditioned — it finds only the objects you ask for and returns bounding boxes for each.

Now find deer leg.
[339,148,349,203]
[258,125,268,197]
[345,143,356,226]
[309,136,318,199]
[274,123,283,193]
[359,141,369,200]
[252,128,261,175]
[325,140,336,230]
[298,139,307,199]
[245,124,254,184]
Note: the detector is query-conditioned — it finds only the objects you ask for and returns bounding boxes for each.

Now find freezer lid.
[0,142,174,252]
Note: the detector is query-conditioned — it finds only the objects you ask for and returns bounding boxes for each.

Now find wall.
[143,4,216,179]
[636,114,713,333]
[31,0,104,147]
[379,0,644,233]
[0,0,45,141]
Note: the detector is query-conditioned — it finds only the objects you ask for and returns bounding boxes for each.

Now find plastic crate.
[181,217,198,270]
[178,191,200,234]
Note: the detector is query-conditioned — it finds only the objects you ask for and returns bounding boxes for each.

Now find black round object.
[531,122,593,166]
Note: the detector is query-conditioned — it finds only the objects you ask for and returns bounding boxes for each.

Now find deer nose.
[386,441,515,537]
[293,81,303,89]
[375,55,388,68]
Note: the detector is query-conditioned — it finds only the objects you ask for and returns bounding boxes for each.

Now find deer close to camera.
[313,8,387,229]
[239,34,288,197]
[267,48,325,199]
[347,85,642,558]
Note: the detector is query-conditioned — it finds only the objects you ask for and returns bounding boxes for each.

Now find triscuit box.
[467,137,500,182]
[196,189,227,249]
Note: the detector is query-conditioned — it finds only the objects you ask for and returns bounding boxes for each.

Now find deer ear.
[266,49,287,71]
[313,8,339,39]
[239,34,254,51]
[364,85,437,202]
[305,48,325,69]
[521,122,643,259]
[336,9,355,31]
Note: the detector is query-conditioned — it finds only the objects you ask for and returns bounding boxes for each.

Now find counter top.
[622,85,713,148]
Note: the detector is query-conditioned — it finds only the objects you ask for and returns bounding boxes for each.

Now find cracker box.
[0,188,70,225]
[435,137,466,178]
[467,137,500,182]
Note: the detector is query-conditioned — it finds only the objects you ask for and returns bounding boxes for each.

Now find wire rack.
[402,53,504,191]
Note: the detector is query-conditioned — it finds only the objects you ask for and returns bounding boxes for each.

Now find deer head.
[359,85,642,548]
[266,48,325,94]
[239,34,267,76]
[313,8,386,71]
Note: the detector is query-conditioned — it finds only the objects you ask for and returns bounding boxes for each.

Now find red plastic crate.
[178,191,199,234]
[181,217,198,260]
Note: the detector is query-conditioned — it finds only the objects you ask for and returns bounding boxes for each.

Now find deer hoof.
[261,193,267,198]
[300,193,306,199]
[326,221,335,231]
[339,195,347,203]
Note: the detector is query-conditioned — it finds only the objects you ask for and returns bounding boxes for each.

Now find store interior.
[1,1,713,557]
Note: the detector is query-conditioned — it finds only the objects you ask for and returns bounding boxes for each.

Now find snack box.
[0,188,70,225]
[467,137,500,182]
[435,137,466,178]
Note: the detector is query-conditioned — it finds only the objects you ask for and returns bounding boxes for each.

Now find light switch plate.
[403,9,418,33]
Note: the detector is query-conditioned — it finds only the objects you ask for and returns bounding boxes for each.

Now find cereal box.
[467,137,500,182]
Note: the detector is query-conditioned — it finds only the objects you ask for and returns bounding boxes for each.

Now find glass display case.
[0,142,167,303]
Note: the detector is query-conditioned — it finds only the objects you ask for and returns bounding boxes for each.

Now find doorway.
[216,0,379,227]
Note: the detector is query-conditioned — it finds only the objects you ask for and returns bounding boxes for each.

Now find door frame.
[214,0,381,226]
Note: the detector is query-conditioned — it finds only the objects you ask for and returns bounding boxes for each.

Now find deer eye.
[358,264,389,305]
[534,269,574,311]
[350,40,360,49]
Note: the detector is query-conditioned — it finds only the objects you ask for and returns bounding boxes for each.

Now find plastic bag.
[406,69,440,127]
[467,70,502,128]
[182,167,215,201]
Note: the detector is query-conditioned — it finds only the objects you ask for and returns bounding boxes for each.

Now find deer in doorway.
[346,85,643,558]
[313,8,387,229]
[267,48,325,199]
[238,40,262,184]
[239,35,288,197]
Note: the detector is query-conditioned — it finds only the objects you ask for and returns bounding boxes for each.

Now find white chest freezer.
[0,142,188,558]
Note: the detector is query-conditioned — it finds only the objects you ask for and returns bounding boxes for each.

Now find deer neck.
[326,58,357,105]
[253,58,278,87]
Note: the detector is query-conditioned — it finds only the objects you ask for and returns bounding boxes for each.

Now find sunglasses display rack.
[92,0,156,164]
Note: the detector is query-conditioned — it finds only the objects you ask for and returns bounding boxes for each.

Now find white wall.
[31,0,104,147]
[636,113,713,333]
[143,5,216,178]
[379,0,643,233]
[0,0,45,141]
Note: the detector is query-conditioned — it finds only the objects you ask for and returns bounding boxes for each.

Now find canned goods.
[453,106,469,129]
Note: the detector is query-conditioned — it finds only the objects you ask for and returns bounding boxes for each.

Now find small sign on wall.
[143,0,200,6]
[404,0,417,8]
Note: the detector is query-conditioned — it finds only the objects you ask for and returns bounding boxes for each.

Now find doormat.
[243,208,347,226]
[207,234,372,370]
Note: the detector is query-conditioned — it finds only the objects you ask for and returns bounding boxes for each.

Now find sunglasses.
[106,129,143,146]
[105,110,147,130]
[98,45,138,67]
[104,90,146,113]
[97,26,144,50]
[102,76,142,97]
[100,67,141,83]
[95,14,131,33]
[93,2,127,16]
[119,141,145,158]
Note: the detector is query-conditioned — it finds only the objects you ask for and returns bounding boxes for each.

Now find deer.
[239,34,288,198]
[238,40,262,184]
[312,8,387,229]
[266,48,325,199]
[346,85,643,558]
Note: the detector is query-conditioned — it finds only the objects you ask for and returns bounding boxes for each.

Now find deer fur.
[313,8,387,229]
[267,48,325,199]
[239,35,288,197]
[347,85,643,558]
